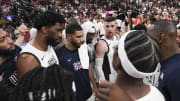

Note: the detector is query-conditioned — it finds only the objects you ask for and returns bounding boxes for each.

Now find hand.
[17,23,28,36]
[94,86,98,96]
[97,80,133,101]
[96,80,112,101]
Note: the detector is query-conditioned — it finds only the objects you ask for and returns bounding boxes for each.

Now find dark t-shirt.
[0,45,21,88]
[158,54,180,101]
[56,45,92,101]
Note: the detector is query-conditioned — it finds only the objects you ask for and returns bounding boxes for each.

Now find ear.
[41,26,48,35]
[66,34,71,40]
[160,33,167,46]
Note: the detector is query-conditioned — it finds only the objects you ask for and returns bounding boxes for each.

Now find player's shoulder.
[17,53,38,63]
[96,39,108,48]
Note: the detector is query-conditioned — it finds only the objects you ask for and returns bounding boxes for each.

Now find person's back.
[9,64,75,101]
[104,30,165,101]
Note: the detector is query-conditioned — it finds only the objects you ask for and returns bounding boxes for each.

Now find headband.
[118,30,161,78]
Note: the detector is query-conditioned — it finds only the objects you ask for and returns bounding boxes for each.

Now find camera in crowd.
[117,9,139,21]
[117,10,126,21]
[3,0,43,28]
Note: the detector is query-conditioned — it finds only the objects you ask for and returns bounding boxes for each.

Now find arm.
[16,54,39,79]
[89,66,98,95]
[95,40,108,80]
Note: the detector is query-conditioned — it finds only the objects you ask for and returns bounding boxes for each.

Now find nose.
[7,37,13,43]
[80,37,84,44]
[58,31,62,37]
[109,26,114,31]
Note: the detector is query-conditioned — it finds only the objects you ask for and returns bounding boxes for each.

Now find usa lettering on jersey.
[48,55,58,65]
[73,61,82,71]
[9,71,18,86]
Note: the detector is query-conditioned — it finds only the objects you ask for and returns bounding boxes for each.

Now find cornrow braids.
[9,64,75,101]
[124,30,161,73]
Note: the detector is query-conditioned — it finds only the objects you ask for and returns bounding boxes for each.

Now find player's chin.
[9,44,16,50]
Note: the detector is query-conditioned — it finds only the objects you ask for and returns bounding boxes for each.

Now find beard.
[0,48,16,57]
[86,39,92,44]
[46,35,61,47]
[71,39,83,49]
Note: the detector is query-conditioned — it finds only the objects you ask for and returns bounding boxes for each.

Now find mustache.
[56,37,62,41]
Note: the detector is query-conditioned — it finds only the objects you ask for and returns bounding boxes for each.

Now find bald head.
[158,20,177,39]
[147,20,177,42]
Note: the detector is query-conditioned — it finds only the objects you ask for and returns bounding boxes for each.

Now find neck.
[32,33,48,51]
[65,41,77,51]
[161,45,180,61]
[105,35,114,40]
[116,74,150,100]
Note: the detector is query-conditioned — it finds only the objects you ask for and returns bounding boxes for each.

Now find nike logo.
[41,56,45,61]
[68,58,72,62]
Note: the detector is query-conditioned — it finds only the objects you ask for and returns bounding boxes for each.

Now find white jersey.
[20,43,59,67]
[136,86,165,101]
[101,36,118,82]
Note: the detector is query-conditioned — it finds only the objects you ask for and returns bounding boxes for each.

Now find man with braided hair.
[9,64,75,101]
[97,30,165,101]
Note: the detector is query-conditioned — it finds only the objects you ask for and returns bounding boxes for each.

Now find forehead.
[51,23,65,28]
[0,29,6,36]
[74,30,83,36]
[104,21,117,26]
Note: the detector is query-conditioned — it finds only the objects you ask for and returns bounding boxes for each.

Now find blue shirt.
[158,54,180,101]
[56,45,92,101]
[0,45,21,88]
